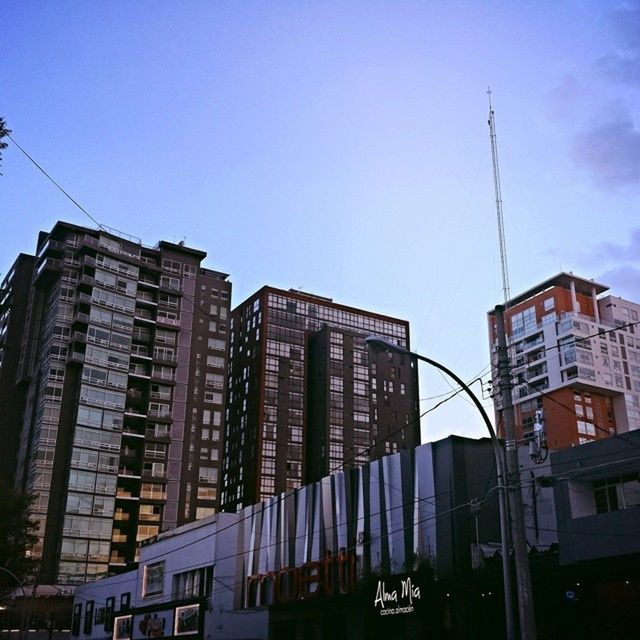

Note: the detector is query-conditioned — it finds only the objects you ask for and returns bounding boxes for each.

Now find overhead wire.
[8,129,640,612]
[5,132,106,232]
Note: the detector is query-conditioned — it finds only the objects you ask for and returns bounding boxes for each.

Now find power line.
[6,132,106,232]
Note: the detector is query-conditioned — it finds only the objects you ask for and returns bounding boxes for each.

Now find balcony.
[148,408,172,420]
[79,273,95,288]
[138,276,159,288]
[134,308,156,323]
[151,372,175,384]
[116,489,139,500]
[157,315,180,328]
[71,331,87,344]
[118,467,141,478]
[68,351,84,365]
[126,388,144,401]
[129,364,150,378]
[143,469,167,480]
[124,407,147,418]
[526,364,548,382]
[37,238,66,258]
[150,391,171,401]
[132,330,152,343]
[34,257,62,287]
[146,429,171,442]
[140,489,167,501]
[72,311,90,326]
[131,345,151,359]
[122,428,145,439]
[152,350,178,365]
[136,292,157,306]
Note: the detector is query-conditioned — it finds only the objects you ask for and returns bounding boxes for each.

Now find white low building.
[72,512,268,640]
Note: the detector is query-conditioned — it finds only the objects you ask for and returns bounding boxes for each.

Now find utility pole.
[495,305,537,640]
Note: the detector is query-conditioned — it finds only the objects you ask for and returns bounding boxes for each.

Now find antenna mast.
[487,88,511,303]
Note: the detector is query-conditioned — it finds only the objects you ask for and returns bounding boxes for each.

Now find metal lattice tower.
[487,88,511,304]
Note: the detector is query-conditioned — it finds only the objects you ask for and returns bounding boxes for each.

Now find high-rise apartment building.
[488,272,640,450]
[0,222,231,585]
[0,254,36,485]
[220,286,419,512]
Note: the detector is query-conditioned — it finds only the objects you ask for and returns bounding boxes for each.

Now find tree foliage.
[0,117,10,175]
[0,483,38,598]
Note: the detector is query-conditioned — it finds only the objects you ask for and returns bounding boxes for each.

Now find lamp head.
[364,335,409,356]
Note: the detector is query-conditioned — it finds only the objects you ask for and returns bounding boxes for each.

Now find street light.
[365,335,516,640]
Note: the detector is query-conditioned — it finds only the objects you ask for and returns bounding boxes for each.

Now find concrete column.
[592,287,600,323]
[570,280,578,314]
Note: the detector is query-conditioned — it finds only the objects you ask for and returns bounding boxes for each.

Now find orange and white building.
[488,273,640,450]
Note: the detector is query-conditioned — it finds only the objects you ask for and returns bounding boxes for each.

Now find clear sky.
[2,1,639,442]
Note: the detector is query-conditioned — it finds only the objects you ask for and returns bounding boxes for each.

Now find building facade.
[71,512,267,640]
[488,273,640,450]
[72,433,640,640]
[220,286,420,512]
[0,253,36,485]
[0,222,231,585]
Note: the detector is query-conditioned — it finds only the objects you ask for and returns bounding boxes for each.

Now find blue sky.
[2,1,639,441]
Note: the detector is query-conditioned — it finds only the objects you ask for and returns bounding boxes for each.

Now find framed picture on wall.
[174,605,199,636]
[113,615,132,640]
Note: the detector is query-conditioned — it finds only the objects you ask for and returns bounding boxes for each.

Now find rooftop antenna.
[487,88,511,304]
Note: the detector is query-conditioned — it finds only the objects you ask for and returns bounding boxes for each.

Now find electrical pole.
[495,305,537,640]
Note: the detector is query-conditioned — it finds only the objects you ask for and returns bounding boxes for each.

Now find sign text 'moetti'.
[245,549,357,606]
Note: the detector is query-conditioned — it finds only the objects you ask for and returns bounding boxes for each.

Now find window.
[206,355,225,368]
[594,475,640,513]
[155,328,176,345]
[196,507,216,519]
[160,275,181,291]
[141,483,167,500]
[143,461,166,478]
[197,486,217,500]
[83,600,94,635]
[204,391,223,404]
[137,525,160,543]
[511,307,537,336]
[208,338,225,351]
[199,466,218,483]
[162,259,181,274]
[577,420,596,437]
[205,372,224,389]
[145,443,167,460]
[139,504,161,522]
[353,380,368,396]
[72,603,82,636]
[173,566,213,600]
[105,596,115,632]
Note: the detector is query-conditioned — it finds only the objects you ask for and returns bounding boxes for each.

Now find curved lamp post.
[365,335,515,640]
